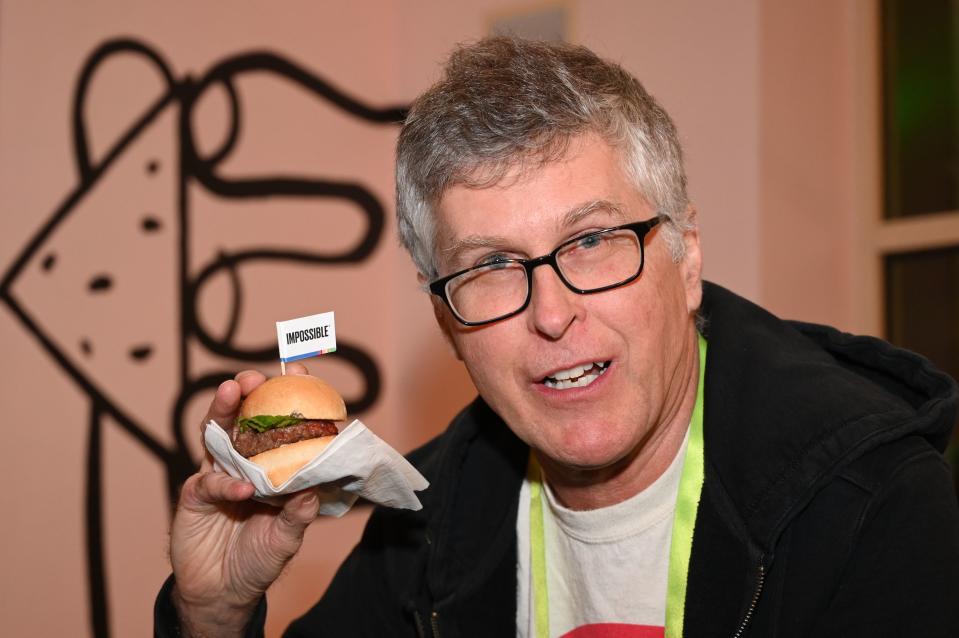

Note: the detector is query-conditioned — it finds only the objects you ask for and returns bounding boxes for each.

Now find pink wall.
[760,1,856,328]
[0,2,867,636]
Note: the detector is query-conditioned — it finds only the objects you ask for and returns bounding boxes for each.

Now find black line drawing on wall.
[0,38,407,637]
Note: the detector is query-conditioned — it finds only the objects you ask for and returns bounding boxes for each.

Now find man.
[157,38,959,637]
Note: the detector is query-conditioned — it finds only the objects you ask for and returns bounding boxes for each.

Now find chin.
[542,430,637,473]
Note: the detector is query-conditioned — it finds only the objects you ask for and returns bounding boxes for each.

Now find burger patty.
[231,420,339,458]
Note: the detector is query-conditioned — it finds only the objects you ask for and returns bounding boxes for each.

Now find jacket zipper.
[413,610,427,638]
[731,564,765,638]
[430,611,441,638]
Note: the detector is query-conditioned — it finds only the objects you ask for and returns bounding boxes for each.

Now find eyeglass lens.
[446,228,643,323]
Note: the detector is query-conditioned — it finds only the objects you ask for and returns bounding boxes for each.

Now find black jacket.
[157,283,959,637]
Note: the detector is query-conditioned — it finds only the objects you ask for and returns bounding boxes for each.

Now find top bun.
[239,374,346,421]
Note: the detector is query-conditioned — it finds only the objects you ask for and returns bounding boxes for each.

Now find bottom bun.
[249,435,336,487]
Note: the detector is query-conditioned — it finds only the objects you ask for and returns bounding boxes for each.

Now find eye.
[575,233,604,249]
[478,253,513,268]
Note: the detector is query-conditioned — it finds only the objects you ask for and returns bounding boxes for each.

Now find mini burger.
[231,374,345,486]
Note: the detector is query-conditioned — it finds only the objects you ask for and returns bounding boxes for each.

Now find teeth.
[544,361,608,389]
[553,362,590,381]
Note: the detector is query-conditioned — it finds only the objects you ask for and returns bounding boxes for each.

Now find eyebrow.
[562,199,628,227]
[441,199,629,269]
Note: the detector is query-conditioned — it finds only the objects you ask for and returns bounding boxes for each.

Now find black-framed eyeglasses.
[428,216,662,326]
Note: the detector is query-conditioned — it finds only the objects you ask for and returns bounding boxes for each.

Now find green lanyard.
[529,334,707,638]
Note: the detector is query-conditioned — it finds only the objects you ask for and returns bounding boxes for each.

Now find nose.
[526,263,581,339]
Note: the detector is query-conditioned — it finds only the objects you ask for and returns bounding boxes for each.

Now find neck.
[538,329,701,511]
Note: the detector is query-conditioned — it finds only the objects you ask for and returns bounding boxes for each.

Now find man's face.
[432,134,702,475]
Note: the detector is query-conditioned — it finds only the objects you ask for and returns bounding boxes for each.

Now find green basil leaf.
[237,414,305,433]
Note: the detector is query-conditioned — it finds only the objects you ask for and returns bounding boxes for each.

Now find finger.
[197,371,265,471]
[200,379,243,434]
[285,362,309,376]
[235,369,267,396]
[273,490,319,538]
[180,470,254,513]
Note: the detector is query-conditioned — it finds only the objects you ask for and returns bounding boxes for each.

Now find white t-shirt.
[516,430,689,638]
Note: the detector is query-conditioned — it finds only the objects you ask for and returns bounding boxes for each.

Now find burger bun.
[238,374,346,487]
[249,435,337,487]
[239,374,346,422]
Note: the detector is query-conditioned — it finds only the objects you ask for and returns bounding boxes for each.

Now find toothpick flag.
[276,311,336,374]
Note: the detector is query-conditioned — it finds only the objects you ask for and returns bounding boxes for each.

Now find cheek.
[452,329,516,388]
[613,268,689,368]
[643,255,690,316]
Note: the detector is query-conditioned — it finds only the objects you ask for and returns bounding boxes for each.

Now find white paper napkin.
[204,419,429,517]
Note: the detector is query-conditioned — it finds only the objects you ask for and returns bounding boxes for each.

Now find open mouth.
[542,361,611,390]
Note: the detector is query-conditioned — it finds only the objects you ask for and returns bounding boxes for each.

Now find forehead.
[434,135,650,255]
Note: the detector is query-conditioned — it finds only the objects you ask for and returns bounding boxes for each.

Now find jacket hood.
[700,282,958,555]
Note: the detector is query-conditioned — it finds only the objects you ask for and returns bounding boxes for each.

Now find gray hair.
[396,36,692,280]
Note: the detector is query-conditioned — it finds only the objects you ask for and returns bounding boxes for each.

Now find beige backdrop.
[0,1,872,636]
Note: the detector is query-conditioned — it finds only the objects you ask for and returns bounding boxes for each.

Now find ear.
[418,272,464,361]
[678,206,703,314]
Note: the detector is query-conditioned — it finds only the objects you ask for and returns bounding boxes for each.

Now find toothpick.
[280,360,287,376]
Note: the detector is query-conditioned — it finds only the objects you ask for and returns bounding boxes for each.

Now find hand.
[169,364,318,637]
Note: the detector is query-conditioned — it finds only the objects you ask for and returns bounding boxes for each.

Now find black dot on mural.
[141,216,162,233]
[80,339,93,357]
[41,253,57,272]
[146,159,160,174]
[88,275,113,292]
[129,345,153,361]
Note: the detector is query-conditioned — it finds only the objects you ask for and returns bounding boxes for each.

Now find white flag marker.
[276,311,336,374]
